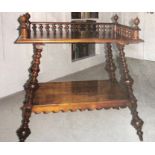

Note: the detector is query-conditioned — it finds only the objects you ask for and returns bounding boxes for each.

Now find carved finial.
[113,14,119,23]
[25,12,31,21]
[19,14,29,38]
[134,17,140,29]
[19,14,27,24]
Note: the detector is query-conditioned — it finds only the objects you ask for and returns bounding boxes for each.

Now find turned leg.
[117,44,144,141]
[105,43,116,82]
[17,44,43,142]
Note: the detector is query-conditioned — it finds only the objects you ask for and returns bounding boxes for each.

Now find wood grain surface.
[32,80,130,113]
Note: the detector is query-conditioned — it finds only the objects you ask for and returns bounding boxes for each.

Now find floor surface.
[0,58,155,142]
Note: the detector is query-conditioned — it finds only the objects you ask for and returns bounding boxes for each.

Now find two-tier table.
[15,13,144,142]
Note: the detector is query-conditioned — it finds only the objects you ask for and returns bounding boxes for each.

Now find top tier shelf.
[15,13,143,44]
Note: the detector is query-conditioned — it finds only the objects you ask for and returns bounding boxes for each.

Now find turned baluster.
[52,24,56,35]
[133,17,140,40]
[32,24,37,35]
[96,23,99,33]
[129,30,132,39]
[17,44,43,142]
[107,25,111,38]
[72,23,78,32]
[117,44,144,141]
[39,24,43,35]
[105,43,116,82]
[58,24,63,35]
[45,24,50,36]
[112,24,115,38]
[102,24,106,37]
[64,23,69,34]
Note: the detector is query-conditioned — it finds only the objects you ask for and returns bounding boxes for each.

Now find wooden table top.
[16,32,143,44]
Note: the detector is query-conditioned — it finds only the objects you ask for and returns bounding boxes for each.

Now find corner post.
[17,44,43,142]
[117,44,144,141]
[19,13,31,39]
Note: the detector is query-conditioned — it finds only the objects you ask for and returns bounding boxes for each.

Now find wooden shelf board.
[15,35,143,44]
[32,80,130,113]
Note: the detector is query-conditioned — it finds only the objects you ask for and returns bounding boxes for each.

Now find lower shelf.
[32,80,130,113]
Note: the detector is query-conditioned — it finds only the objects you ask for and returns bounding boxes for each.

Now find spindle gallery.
[15,13,144,142]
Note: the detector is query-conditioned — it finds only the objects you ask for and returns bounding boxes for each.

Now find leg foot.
[17,126,31,142]
[17,106,32,142]
[130,110,144,141]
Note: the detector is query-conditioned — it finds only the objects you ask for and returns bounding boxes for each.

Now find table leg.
[17,44,43,142]
[105,43,116,82]
[117,44,144,141]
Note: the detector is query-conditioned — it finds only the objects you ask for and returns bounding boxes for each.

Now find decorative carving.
[19,13,29,39]
[114,14,119,24]
[105,43,116,82]
[25,12,31,36]
[32,104,129,114]
[134,17,140,29]
[17,44,43,142]
[133,17,140,40]
[117,44,144,141]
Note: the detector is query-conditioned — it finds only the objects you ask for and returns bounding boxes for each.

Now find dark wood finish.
[32,80,130,113]
[16,13,144,142]
[117,44,144,141]
[17,44,43,142]
[105,43,116,82]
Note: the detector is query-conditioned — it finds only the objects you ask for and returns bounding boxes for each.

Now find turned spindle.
[52,24,56,34]
[58,24,63,34]
[105,43,116,82]
[45,24,50,35]
[39,24,43,35]
[32,24,37,35]
[64,23,69,34]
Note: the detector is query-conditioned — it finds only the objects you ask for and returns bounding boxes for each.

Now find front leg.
[17,44,43,142]
[117,44,144,141]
